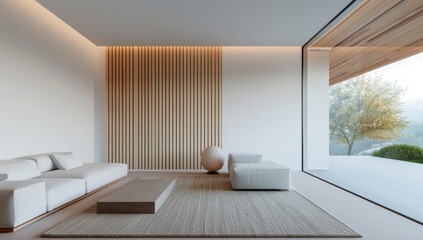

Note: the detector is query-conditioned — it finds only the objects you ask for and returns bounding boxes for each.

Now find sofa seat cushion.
[38,163,127,193]
[38,178,85,211]
[229,162,291,190]
[0,180,47,228]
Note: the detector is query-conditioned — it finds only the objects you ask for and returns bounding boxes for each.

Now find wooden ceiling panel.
[340,1,423,47]
[329,46,423,85]
[311,0,401,48]
[311,0,423,85]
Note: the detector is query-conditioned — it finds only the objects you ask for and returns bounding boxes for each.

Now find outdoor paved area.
[309,156,423,223]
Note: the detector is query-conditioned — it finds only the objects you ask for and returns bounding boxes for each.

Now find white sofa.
[0,152,127,229]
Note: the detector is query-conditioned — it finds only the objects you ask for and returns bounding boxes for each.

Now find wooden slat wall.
[106,46,222,170]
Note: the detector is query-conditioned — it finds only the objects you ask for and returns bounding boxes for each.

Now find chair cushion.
[38,163,127,192]
[38,178,86,211]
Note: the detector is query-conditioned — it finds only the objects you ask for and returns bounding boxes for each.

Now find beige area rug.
[42,175,361,238]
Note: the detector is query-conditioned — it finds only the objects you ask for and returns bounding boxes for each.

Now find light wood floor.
[2,171,423,240]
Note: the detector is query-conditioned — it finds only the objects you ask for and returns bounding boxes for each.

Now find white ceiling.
[36,0,352,46]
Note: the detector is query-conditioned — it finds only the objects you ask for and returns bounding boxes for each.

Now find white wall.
[94,47,107,163]
[303,49,330,169]
[0,0,99,162]
[0,3,304,168]
[222,47,302,170]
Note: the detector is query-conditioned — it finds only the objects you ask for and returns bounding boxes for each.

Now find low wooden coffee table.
[97,177,176,214]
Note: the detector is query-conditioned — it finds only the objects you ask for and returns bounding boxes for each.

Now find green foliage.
[330,73,408,155]
[372,144,423,163]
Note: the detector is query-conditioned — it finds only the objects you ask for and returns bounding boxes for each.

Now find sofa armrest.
[0,180,47,228]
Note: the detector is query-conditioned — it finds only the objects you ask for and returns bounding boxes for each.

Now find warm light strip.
[106,46,222,170]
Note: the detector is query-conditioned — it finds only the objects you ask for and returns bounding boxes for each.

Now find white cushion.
[228,153,263,167]
[38,178,86,211]
[30,155,57,172]
[38,163,127,192]
[0,180,47,228]
[229,162,291,190]
[20,158,38,169]
[51,153,83,170]
[0,161,41,180]
[0,158,37,169]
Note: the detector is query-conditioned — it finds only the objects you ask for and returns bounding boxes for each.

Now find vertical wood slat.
[106,46,222,170]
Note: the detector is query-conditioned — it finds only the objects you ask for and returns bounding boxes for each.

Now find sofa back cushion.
[228,153,263,167]
[0,158,37,169]
[51,152,83,170]
[29,155,57,173]
[0,161,41,180]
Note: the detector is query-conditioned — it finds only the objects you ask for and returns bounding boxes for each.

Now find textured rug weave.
[42,175,361,238]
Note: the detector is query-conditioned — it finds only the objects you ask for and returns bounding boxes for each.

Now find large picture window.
[303,0,423,224]
[330,53,423,157]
